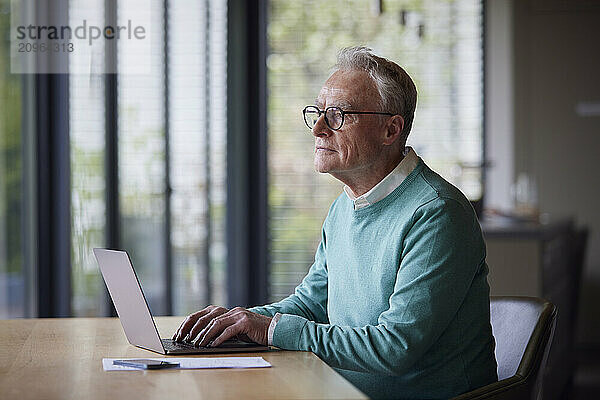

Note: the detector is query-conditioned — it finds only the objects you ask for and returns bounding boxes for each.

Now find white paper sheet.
[103,357,271,371]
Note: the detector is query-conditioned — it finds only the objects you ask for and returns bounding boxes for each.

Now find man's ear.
[382,115,404,146]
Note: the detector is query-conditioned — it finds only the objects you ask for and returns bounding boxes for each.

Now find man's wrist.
[267,312,283,346]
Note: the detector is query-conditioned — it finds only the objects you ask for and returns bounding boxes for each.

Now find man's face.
[313,70,386,177]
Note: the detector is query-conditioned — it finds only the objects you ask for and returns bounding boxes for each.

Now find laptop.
[93,248,269,354]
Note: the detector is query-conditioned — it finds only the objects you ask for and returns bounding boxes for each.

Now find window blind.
[168,0,228,313]
[69,0,107,316]
[69,0,228,316]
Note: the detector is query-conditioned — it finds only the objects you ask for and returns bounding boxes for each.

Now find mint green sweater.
[250,160,497,399]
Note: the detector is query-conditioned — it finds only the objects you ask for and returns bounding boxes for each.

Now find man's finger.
[173,312,200,341]
[193,315,225,346]
[175,306,220,342]
[175,313,196,342]
[188,307,244,342]
[187,307,230,342]
[208,323,244,348]
[194,313,241,347]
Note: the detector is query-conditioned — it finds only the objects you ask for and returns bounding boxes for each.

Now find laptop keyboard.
[162,339,201,351]
[162,338,258,351]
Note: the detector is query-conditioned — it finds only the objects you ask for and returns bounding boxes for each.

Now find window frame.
[226,0,270,307]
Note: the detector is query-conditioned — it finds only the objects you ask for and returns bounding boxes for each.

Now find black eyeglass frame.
[302,105,395,131]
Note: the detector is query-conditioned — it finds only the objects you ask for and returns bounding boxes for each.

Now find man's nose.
[312,113,332,137]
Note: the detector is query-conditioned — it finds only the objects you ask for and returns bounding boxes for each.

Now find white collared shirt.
[343,146,419,210]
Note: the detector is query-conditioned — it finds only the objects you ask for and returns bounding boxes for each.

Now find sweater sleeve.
[248,227,329,324]
[271,197,485,376]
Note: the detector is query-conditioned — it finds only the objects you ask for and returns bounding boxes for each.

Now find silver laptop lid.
[93,248,165,354]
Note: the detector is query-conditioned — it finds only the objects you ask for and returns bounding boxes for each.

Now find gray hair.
[334,46,417,139]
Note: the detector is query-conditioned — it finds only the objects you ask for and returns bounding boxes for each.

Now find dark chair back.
[452,296,557,400]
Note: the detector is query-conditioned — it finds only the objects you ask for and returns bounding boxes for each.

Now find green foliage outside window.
[0,0,23,277]
[0,0,24,317]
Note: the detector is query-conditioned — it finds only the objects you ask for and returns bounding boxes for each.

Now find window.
[168,0,228,312]
[4,0,481,317]
[267,0,484,300]
[118,0,168,315]
[69,0,107,317]
[69,0,228,316]
[0,0,24,318]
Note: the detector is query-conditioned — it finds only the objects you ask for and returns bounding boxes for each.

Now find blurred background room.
[0,0,598,398]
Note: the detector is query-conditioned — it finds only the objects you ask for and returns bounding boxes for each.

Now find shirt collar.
[343,147,419,210]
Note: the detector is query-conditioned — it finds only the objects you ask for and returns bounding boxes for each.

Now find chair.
[452,296,557,400]
[569,228,588,353]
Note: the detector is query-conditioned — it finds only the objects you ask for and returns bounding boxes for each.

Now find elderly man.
[174,47,497,399]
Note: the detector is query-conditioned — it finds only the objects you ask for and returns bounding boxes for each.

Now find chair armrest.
[452,376,527,400]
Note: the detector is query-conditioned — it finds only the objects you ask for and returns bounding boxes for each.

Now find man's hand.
[172,305,230,343]
[172,305,272,347]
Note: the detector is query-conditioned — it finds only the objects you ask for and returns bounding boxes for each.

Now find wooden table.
[0,317,367,400]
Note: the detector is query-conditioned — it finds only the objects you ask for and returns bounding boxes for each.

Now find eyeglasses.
[302,105,395,131]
